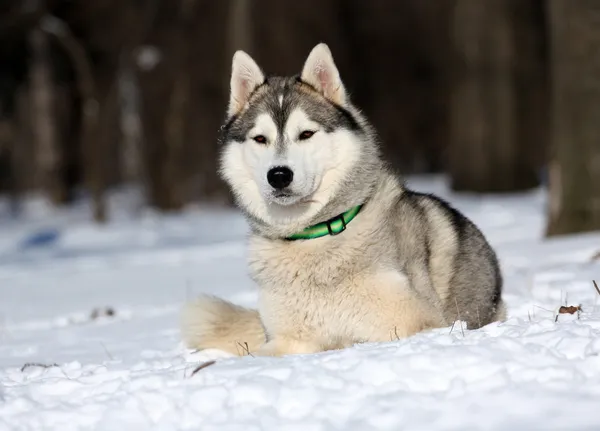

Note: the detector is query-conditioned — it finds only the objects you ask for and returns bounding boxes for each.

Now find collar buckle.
[326,214,347,236]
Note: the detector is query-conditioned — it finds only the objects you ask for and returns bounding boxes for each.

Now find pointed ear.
[300,43,346,105]
[228,50,265,117]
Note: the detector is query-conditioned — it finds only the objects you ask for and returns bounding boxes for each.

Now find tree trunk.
[40,14,105,221]
[188,0,233,203]
[92,68,120,220]
[449,0,544,193]
[117,63,142,185]
[29,27,65,203]
[344,1,453,174]
[513,0,550,182]
[0,117,16,211]
[546,1,600,236]
[135,0,187,211]
[229,0,252,53]
[51,1,150,221]
[11,86,32,214]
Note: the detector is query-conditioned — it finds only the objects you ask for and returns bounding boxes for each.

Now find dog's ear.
[301,43,346,105]
[229,50,265,117]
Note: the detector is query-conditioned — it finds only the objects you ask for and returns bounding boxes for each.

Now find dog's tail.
[180,295,265,356]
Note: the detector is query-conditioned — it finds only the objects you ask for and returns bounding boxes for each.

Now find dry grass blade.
[236,341,254,357]
[190,360,216,377]
[593,280,600,296]
[100,342,114,360]
[533,305,554,313]
[454,297,465,337]
[449,319,457,335]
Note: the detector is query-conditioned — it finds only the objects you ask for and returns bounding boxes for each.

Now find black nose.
[267,166,294,189]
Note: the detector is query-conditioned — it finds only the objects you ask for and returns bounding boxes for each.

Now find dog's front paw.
[257,338,322,357]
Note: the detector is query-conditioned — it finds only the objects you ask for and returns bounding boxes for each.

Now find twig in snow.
[189,360,216,377]
[90,307,115,320]
[21,362,59,372]
[592,280,599,314]
[533,305,554,313]
[100,342,114,361]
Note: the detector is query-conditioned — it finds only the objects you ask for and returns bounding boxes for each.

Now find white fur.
[220,108,362,233]
[222,46,357,234]
[229,51,264,117]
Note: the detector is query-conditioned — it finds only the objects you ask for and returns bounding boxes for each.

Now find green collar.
[286,205,363,240]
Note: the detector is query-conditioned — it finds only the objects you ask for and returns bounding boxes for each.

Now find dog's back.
[399,190,505,327]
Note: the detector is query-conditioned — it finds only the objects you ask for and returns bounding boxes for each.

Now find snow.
[1,176,600,431]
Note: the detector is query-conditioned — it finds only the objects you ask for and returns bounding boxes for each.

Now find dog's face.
[219,44,376,233]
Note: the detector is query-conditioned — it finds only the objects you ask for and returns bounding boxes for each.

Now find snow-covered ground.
[1,176,599,431]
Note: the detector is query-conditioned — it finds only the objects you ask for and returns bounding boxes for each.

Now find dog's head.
[219,43,381,237]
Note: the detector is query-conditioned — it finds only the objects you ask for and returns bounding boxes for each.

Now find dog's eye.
[252,135,267,144]
[298,130,315,140]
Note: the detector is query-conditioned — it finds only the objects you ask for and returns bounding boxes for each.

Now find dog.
[181,43,506,357]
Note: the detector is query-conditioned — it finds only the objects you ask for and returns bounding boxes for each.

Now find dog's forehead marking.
[223,76,360,143]
[252,113,278,139]
[285,109,318,135]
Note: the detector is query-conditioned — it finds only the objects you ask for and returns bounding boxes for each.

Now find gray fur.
[181,43,505,356]
[222,77,362,143]
[220,74,381,239]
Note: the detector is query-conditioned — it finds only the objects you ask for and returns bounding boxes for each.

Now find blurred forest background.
[0,0,598,237]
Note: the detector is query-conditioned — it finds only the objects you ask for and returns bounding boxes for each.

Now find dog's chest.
[248,237,361,292]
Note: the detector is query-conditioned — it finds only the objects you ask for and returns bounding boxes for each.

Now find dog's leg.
[360,296,443,343]
[386,294,444,341]
[257,337,322,357]
[350,270,447,343]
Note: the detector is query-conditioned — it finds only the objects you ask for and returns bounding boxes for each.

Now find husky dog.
[181,43,506,356]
